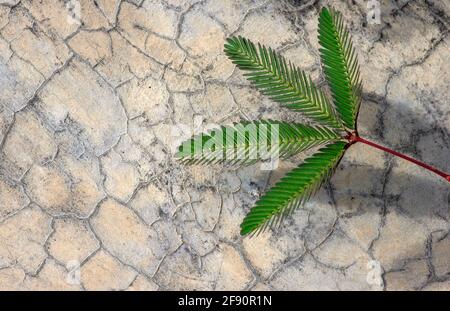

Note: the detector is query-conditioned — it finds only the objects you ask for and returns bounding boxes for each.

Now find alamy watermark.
[66,259,81,285]
[366,260,383,289]
[366,0,381,25]
[65,0,81,26]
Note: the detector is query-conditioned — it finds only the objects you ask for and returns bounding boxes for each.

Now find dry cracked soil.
[0,0,449,291]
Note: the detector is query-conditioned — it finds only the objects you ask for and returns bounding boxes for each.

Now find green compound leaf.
[224,36,343,129]
[240,141,346,235]
[318,7,362,130]
[176,7,365,236]
[176,120,342,166]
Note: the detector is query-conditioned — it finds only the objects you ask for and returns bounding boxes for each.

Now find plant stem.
[351,135,450,183]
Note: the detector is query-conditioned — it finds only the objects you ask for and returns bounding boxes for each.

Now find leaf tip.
[240,225,252,236]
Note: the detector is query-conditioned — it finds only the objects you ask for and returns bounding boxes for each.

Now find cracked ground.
[0,0,449,291]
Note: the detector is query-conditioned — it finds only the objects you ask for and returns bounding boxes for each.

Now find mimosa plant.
[176,7,450,236]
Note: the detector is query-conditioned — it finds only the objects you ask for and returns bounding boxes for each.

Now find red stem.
[350,135,450,183]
